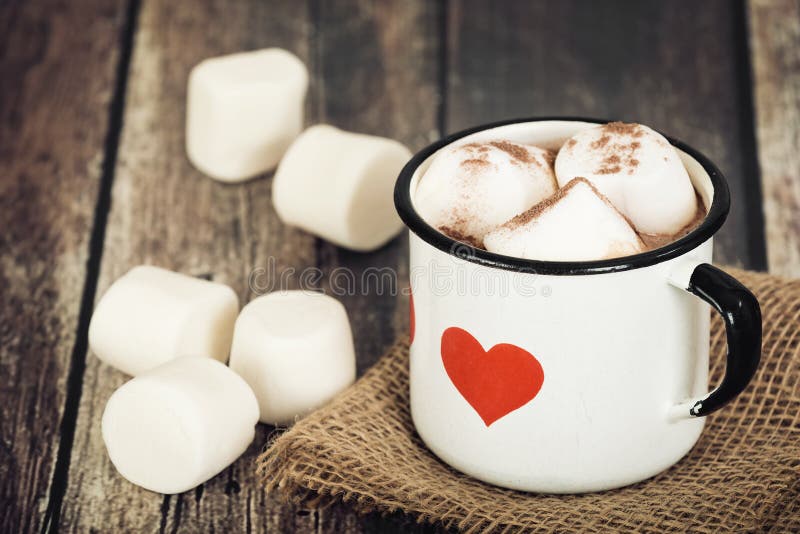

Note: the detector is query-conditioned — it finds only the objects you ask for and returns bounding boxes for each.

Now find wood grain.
[4,0,786,531]
[0,1,128,532]
[310,1,440,531]
[59,1,319,532]
[446,0,767,269]
[747,0,800,276]
[57,0,440,532]
[311,0,438,373]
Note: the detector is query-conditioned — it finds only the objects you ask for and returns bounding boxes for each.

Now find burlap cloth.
[257,268,800,533]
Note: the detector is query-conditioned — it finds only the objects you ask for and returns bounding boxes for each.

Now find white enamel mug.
[394,118,761,493]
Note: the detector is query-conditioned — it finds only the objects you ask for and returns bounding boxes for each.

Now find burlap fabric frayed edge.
[257,268,800,533]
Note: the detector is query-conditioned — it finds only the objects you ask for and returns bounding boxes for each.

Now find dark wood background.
[1,0,798,532]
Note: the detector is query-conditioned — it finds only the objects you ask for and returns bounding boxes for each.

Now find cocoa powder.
[489,140,535,164]
[638,193,707,251]
[586,122,644,175]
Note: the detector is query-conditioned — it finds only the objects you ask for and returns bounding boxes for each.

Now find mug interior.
[395,117,729,275]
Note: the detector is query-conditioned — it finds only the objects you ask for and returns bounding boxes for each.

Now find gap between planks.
[40,0,143,531]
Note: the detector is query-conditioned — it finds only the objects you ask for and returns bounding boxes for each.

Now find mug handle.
[667,262,762,420]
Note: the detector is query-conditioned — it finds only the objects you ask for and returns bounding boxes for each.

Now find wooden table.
[2,0,798,532]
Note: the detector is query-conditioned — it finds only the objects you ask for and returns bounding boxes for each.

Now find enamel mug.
[394,118,762,493]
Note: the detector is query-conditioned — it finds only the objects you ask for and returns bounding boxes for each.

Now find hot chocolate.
[637,197,706,251]
[415,122,707,261]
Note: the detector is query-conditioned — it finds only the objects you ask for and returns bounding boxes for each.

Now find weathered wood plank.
[309,1,440,532]
[59,1,319,532]
[311,0,438,373]
[59,0,441,532]
[747,0,800,276]
[447,0,767,269]
[0,1,129,532]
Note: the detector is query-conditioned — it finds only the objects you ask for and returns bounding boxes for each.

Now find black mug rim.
[393,116,730,276]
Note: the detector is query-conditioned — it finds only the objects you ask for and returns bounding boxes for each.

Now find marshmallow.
[228,291,356,425]
[186,48,308,182]
[484,178,645,261]
[89,266,238,375]
[414,140,557,247]
[554,122,697,235]
[102,357,259,494]
[272,125,411,251]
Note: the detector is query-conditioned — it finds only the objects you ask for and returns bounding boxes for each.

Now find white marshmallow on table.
[484,178,645,261]
[414,140,557,246]
[272,124,412,251]
[102,356,259,494]
[228,291,356,425]
[554,122,697,235]
[89,265,239,376]
[186,48,308,182]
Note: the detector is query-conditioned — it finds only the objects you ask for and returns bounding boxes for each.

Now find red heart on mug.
[441,327,544,427]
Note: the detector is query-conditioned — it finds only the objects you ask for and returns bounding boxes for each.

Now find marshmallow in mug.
[272,125,411,251]
[102,357,259,494]
[229,291,356,426]
[414,140,557,247]
[484,178,644,261]
[555,122,697,235]
[186,48,308,182]
[89,266,238,375]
